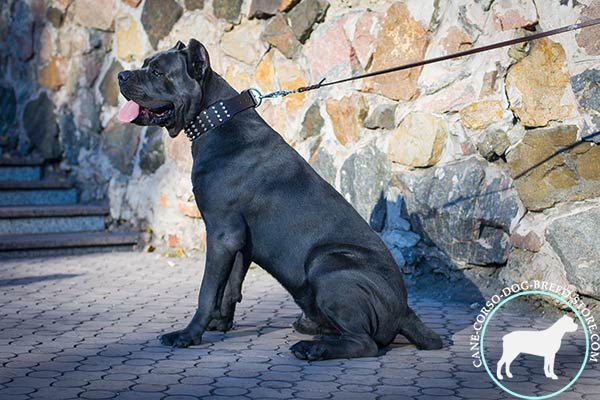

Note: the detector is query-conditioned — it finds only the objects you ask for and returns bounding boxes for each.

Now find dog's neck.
[183,73,258,142]
[201,73,238,106]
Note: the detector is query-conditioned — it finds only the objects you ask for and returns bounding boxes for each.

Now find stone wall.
[1,0,599,302]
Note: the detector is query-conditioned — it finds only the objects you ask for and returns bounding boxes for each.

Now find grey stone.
[546,206,600,299]
[310,146,336,187]
[58,109,82,165]
[340,142,391,222]
[83,51,104,87]
[286,0,329,43]
[58,105,99,165]
[384,189,411,231]
[76,89,101,134]
[184,0,205,10]
[100,60,123,107]
[394,157,522,265]
[102,117,141,175]
[476,129,510,161]
[23,92,62,160]
[46,6,64,28]
[13,2,34,61]
[142,0,183,48]
[89,30,105,50]
[0,84,16,137]
[364,105,396,130]
[379,230,421,268]
[571,69,600,113]
[584,115,600,144]
[139,126,165,174]
[369,191,386,232]
[213,0,243,24]
[261,13,302,59]
[249,0,278,19]
[300,103,323,140]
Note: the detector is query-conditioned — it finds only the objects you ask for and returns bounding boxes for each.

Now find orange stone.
[168,234,178,247]
[159,195,169,207]
[122,0,142,7]
[224,65,251,92]
[325,93,367,145]
[254,52,276,92]
[362,2,430,101]
[39,56,66,90]
[178,200,201,218]
[440,26,472,54]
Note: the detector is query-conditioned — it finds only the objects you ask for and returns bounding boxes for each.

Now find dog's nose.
[118,71,132,84]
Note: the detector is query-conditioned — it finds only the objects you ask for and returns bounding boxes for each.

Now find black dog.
[117,39,442,360]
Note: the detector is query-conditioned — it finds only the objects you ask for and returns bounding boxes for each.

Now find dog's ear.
[173,40,186,51]
[186,39,210,81]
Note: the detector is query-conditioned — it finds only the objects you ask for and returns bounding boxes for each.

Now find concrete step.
[0,178,77,206]
[0,165,42,182]
[0,204,109,235]
[0,155,44,182]
[0,230,139,259]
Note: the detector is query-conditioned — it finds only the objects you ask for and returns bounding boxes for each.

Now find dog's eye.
[152,69,163,78]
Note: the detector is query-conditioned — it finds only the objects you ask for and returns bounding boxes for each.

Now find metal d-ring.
[247,88,263,108]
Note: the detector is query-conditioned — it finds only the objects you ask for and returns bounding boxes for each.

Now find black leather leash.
[185,18,600,142]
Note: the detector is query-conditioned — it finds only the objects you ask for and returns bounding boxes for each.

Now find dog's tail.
[398,307,443,350]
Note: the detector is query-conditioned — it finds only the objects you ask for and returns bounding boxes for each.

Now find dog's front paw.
[290,340,328,361]
[206,317,234,332]
[159,329,202,348]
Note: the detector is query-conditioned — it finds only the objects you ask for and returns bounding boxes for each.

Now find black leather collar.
[183,89,260,141]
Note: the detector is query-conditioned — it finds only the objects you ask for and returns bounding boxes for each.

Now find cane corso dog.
[117,39,443,360]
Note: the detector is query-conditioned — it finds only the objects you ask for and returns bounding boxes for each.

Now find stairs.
[0,156,138,258]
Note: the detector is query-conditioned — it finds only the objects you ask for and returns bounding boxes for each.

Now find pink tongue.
[118,100,140,123]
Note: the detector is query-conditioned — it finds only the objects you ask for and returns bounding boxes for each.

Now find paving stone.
[29,387,82,398]
[130,383,168,392]
[213,386,249,396]
[164,384,213,397]
[162,396,199,400]
[331,392,376,400]
[1,252,598,399]
[80,390,118,399]
[295,391,332,399]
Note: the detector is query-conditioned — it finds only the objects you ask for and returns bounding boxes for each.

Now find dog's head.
[117,39,211,137]
[558,315,578,333]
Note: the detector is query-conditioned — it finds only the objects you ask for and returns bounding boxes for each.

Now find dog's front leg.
[206,251,250,332]
[160,223,246,348]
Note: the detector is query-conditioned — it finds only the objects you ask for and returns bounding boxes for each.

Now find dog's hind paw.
[290,340,328,361]
[206,317,234,332]
[159,329,202,348]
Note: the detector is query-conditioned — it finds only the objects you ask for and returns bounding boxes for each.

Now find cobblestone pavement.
[0,252,598,400]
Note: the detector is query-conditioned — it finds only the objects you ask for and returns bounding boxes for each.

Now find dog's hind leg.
[292,314,339,336]
[290,273,379,360]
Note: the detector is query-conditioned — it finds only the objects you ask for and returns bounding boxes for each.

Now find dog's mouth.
[118,98,175,127]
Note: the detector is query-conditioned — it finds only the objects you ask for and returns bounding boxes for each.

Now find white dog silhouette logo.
[497,315,578,380]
